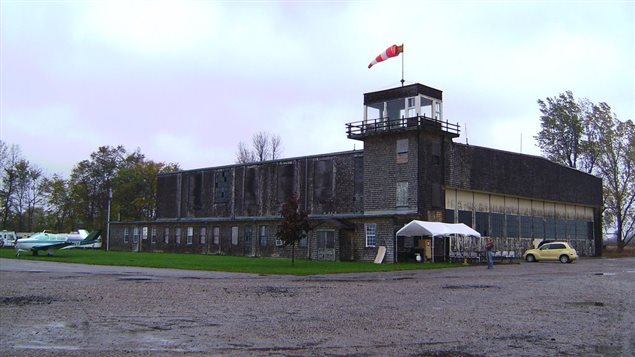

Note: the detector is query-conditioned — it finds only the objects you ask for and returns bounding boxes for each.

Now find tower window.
[397,138,408,163]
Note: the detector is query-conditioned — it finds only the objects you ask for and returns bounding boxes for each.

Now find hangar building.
[109,83,603,263]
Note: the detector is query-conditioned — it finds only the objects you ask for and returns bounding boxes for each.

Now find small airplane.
[15,230,101,256]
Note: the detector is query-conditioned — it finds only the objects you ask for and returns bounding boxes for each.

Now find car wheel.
[559,255,570,264]
[526,254,536,263]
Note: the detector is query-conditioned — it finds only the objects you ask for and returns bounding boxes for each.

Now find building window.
[214,171,229,203]
[396,182,408,207]
[259,225,268,247]
[533,217,545,239]
[396,138,408,163]
[317,230,334,249]
[187,227,193,245]
[520,216,532,238]
[231,226,238,245]
[200,227,206,245]
[164,227,170,244]
[365,223,377,247]
[458,210,473,227]
[244,226,252,245]
[133,227,139,243]
[213,227,220,245]
[491,213,504,238]
[151,227,156,243]
[299,231,308,248]
[123,227,129,243]
[475,212,489,237]
[506,215,519,238]
[142,227,148,240]
[175,227,181,244]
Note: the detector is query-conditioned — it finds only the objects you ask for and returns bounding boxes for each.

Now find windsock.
[368,44,403,68]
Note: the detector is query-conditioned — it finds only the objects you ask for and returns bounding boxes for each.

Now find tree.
[235,132,283,164]
[535,92,634,252]
[535,91,586,171]
[595,118,634,252]
[276,192,311,266]
[42,175,73,232]
[1,143,21,228]
[112,160,180,221]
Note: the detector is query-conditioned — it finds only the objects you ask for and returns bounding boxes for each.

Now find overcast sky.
[1,1,633,177]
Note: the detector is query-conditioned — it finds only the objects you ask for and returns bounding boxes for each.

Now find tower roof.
[364,83,442,105]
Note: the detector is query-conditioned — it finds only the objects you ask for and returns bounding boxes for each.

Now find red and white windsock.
[368,44,404,68]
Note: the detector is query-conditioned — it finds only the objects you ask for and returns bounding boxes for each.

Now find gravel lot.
[1,257,633,357]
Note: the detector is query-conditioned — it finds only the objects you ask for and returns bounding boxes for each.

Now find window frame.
[259,225,268,247]
[231,226,238,246]
[365,223,377,247]
[213,226,220,245]
[186,227,193,245]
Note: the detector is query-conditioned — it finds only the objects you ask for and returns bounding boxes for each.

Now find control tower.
[346,83,460,221]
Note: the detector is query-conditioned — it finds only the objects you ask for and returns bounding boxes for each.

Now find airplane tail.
[80,230,101,245]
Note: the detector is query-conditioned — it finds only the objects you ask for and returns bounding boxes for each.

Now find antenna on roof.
[464,122,469,145]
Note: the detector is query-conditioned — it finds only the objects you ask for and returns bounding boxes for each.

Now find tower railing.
[346,115,460,140]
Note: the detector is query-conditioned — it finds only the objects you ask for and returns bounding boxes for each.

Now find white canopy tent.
[395,220,482,263]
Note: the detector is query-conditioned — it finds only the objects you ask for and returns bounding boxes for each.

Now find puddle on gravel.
[0,295,55,305]
[442,285,500,290]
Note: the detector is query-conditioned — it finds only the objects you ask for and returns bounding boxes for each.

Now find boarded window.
[245,167,258,209]
[396,182,408,207]
[175,228,181,244]
[277,163,295,202]
[317,230,335,249]
[214,171,229,203]
[192,173,203,210]
[164,227,170,244]
[396,138,408,163]
[314,159,334,203]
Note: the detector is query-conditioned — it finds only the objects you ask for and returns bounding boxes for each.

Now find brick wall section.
[363,132,419,213]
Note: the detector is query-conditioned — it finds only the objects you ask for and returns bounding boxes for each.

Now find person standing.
[485,238,494,269]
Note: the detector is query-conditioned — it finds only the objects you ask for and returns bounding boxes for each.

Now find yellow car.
[523,241,578,263]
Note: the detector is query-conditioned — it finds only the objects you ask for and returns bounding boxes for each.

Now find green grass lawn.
[0,248,460,275]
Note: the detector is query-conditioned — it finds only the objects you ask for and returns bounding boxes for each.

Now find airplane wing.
[31,242,74,251]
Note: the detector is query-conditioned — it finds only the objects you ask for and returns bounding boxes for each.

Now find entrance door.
[339,230,353,261]
[317,230,336,261]
[243,226,254,257]
[433,236,449,262]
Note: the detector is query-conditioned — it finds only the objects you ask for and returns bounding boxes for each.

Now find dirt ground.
[0,257,633,357]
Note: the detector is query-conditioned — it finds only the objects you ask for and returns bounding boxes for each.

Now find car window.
[552,244,565,249]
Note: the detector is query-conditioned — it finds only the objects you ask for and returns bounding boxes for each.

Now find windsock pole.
[401,46,405,86]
